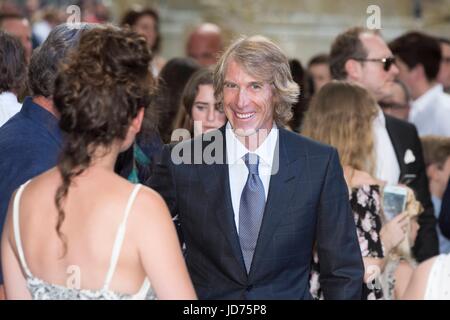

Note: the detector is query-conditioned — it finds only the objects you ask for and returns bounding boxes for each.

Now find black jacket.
[439,180,450,239]
[385,114,439,262]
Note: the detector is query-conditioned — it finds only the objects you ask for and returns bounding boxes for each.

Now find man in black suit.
[329,27,438,262]
[439,180,450,239]
[149,35,364,299]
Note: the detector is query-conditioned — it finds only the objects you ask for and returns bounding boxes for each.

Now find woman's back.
[9,168,156,299]
[2,26,196,301]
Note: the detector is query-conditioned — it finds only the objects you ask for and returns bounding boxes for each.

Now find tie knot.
[244,153,259,175]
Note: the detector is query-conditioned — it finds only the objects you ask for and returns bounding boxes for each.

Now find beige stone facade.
[113,0,450,65]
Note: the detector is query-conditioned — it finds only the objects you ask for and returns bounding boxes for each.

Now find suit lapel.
[384,114,407,175]
[196,127,246,271]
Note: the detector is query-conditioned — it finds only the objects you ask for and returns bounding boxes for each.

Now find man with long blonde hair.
[150,35,364,299]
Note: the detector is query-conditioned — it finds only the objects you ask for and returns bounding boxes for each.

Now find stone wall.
[113,0,450,65]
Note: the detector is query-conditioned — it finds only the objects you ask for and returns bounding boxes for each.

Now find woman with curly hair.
[1,27,196,300]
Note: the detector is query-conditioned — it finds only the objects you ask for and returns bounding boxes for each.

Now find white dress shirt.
[373,108,401,185]
[0,92,22,127]
[226,122,278,233]
[409,84,450,137]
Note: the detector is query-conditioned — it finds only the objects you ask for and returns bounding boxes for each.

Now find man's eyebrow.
[224,80,238,85]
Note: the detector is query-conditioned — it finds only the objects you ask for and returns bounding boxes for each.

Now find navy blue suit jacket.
[0,98,62,284]
[148,126,364,299]
[439,180,450,239]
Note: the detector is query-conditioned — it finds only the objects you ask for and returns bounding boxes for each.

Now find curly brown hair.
[52,27,154,255]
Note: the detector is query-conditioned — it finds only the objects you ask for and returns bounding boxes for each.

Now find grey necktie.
[239,153,266,273]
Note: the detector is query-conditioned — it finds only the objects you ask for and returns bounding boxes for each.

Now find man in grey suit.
[149,35,364,299]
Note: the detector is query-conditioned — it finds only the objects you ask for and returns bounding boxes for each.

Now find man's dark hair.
[155,57,201,143]
[307,53,329,68]
[329,27,378,80]
[121,7,161,53]
[0,13,25,28]
[0,31,27,94]
[389,31,442,82]
[438,37,450,46]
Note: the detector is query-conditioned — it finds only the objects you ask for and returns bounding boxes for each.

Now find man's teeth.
[236,112,255,119]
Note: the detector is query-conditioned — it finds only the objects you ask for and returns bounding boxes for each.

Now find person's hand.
[380,211,409,254]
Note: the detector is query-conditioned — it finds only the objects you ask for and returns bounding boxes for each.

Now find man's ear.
[131,108,145,134]
[345,59,362,80]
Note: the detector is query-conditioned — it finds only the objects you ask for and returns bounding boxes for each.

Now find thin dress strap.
[102,184,142,291]
[12,180,33,278]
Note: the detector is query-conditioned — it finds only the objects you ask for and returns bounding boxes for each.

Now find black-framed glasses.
[353,56,396,71]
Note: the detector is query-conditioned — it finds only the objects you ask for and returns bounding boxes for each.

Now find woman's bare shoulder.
[130,186,170,221]
[18,168,61,202]
[126,186,176,247]
[402,256,438,299]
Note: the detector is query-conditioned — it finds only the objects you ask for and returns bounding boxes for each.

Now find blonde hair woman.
[303,81,409,300]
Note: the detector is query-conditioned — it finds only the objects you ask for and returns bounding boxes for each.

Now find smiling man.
[149,35,364,300]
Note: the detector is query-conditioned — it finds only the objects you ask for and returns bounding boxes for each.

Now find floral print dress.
[310,185,384,300]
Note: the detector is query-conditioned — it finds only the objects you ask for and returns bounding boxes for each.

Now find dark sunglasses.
[353,56,396,71]
[379,101,410,110]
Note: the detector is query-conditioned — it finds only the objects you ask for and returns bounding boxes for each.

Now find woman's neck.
[88,143,122,172]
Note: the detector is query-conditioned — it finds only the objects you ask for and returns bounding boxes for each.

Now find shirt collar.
[225,121,278,166]
[0,92,20,105]
[373,105,386,127]
[411,84,443,111]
